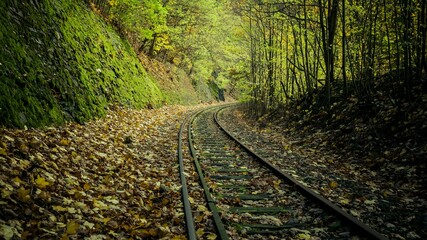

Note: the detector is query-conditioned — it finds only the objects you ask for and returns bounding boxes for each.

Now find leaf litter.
[0,105,204,239]
[218,98,427,240]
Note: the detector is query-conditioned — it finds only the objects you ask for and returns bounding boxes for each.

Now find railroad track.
[178,105,388,239]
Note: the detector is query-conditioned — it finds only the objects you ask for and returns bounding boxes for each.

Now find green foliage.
[91,0,249,98]
[241,0,426,115]
[165,0,248,95]
[0,0,164,128]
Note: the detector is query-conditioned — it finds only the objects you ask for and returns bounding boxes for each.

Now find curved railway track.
[178,105,388,239]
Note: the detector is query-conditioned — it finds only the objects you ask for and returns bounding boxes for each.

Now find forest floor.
[0,105,210,239]
[0,78,425,239]
[219,77,426,239]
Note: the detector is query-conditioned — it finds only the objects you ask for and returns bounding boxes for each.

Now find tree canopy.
[237,0,426,115]
[89,0,249,97]
[89,0,426,114]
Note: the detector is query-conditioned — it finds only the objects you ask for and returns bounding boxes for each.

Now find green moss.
[0,0,165,128]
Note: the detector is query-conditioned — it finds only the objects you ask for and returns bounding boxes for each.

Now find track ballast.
[178,105,388,239]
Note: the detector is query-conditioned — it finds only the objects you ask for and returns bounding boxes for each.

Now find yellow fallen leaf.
[196,204,208,212]
[35,176,50,189]
[83,221,94,229]
[350,209,360,217]
[17,187,30,202]
[329,181,338,189]
[94,217,111,224]
[59,139,70,146]
[207,233,217,240]
[49,215,57,222]
[67,207,77,214]
[273,180,281,189]
[53,205,68,212]
[3,135,14,142]
[171,235,187,240]
[0,224,14,240]
[2,189,12,198]
[196,228,204,237]
[141,228,158,237]
[93,200,108,210]
[51,162,59,171]
[195,215,204,223]
[83,183,90,191]
[0,148,7,156]
[12,177,23,186]
[66,220,79,235]
[297,233,311,239]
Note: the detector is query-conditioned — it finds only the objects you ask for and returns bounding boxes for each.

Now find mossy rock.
[0,0,165,128]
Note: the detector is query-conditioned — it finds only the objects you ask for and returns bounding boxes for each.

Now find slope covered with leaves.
[138,54,216,105]
[0,105,203,239]
[221,77,426,239]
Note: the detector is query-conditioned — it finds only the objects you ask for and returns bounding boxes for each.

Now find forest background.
[0,0,426,239]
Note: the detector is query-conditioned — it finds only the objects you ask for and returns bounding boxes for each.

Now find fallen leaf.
[35,176,50,189]
[66,220,79,235]
[59,139,70,146]
[364,199,376,205]
[350,209,360,217]
[83,221,95,229]
[0,224,14,240]
[0,148,7,156]
[196,204,208,212]
[171,235,187,240]
[53,205,68,212]
[206,233,217,239]
[3,135,14,142]
[196,228,204,237]
[17,187,31,202]
[329,181,338,189]
[12,177,23,186]
[297,233,311,240]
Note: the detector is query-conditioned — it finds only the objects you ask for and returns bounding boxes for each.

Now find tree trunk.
[342,0,347,98]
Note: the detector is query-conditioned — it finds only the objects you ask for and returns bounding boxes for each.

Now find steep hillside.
[137,54,215,105]
[0,0,202,128]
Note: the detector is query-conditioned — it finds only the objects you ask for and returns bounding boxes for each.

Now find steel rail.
[188,107,229,240]
[177,113,197,240]
[213,106,389,240]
